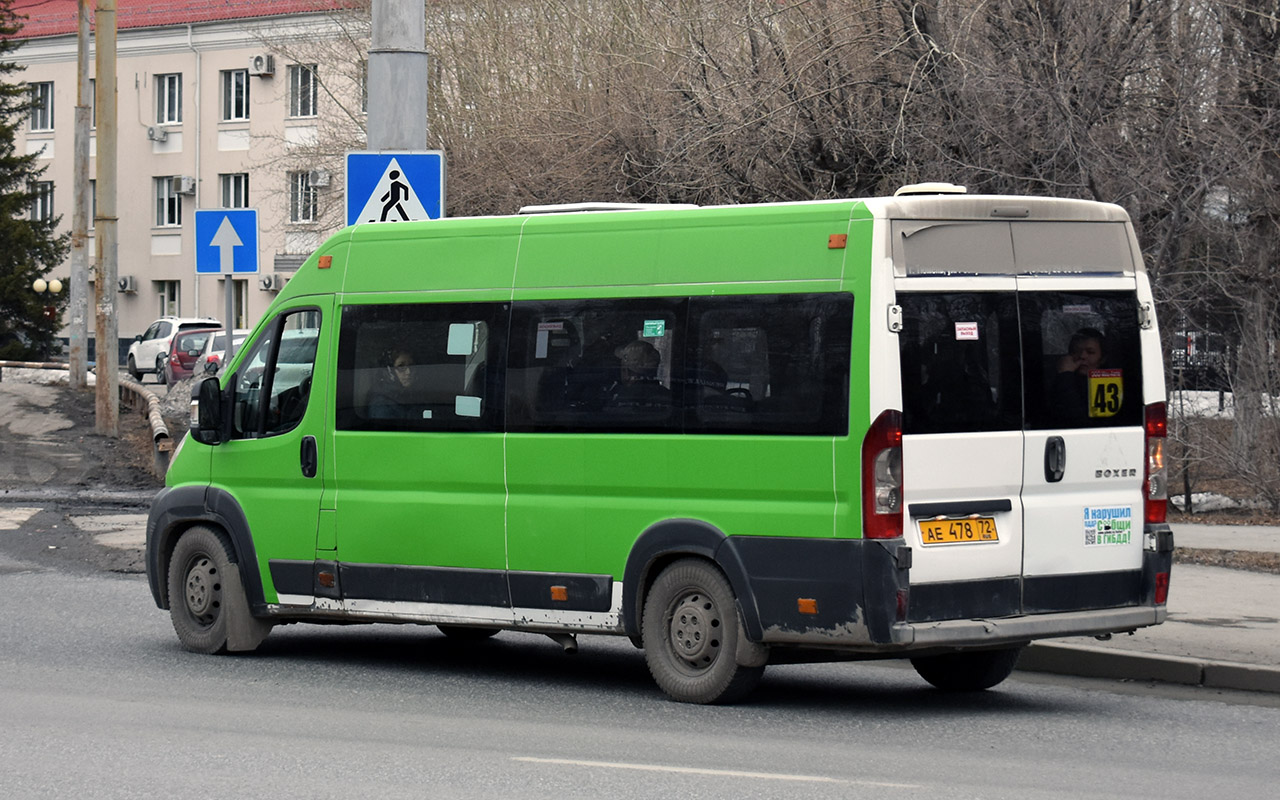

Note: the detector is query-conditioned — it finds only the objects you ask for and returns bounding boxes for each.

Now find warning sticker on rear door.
[1083,506,1133,546]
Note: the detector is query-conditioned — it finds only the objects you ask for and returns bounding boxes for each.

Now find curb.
[1018,642,1280,694]
[0,488,158,507]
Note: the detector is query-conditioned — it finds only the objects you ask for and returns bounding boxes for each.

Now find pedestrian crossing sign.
[345,150,445,226]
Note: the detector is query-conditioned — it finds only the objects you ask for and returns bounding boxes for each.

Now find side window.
[507,298,683,433]
[335,302,506,432]
[1021,292,1143,430]
[898,292,1022,435]
[142,322,162,341]
[686,294,853,436]
[231,310,320,438]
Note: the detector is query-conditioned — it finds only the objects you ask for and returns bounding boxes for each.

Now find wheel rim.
[182,555,221,627]
[667,591,722,670]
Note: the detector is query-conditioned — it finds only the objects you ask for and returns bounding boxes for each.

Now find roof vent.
[894,182,968,197]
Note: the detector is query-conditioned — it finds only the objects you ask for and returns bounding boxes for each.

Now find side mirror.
[134,334,142,342]
[189,376,224,445]
[203,360,220,375]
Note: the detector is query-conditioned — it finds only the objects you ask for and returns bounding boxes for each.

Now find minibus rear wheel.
[167,526,244,654]
[909,646,1024,691]
[641,558,764,704]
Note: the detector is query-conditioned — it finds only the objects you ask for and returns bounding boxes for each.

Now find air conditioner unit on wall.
[146,126,168,142]
[259,273,286,292]
[118,275,137,293]
[248,53,275,77]
[308,169,331,188]
[172,176,196,195]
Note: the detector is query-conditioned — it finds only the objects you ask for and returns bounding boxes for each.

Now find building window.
[88,78,96,128]
[233,279,249,329]
[29,82,54,131]
[156,73,182,124]
[29,181,54,221]
[221,69,249,121]
[288,171,316,223]
[155,177,182,227]
[157,281,180,317]
[288,64,318,118]
[359,60,368,114]
[220,173,249,208]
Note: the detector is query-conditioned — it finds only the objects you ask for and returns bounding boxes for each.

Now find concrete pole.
[93,0,118,436]
[367,0,428,150]
[68,0,90,390]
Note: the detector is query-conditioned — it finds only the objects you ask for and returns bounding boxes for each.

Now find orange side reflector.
[550,586,568,602]
[828,234,847,249]
[797,598,818,615]
[318,255,333,269]
[317,571,335,588]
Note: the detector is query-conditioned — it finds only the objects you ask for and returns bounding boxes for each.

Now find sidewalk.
[1018,523,1280,693]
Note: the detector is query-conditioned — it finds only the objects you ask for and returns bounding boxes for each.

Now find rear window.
[898,292,1022,435]
[898,289,1144,434]
[1020,291,1144,430]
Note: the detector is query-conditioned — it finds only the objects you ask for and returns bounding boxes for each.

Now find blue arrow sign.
[346,151,445,226]
[195,209,259,274]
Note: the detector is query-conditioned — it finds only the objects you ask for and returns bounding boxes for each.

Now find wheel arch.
[146,485,265,613]
[621,519,762,641]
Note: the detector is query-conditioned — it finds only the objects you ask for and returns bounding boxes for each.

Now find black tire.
[437,624,500,641]
[167,526,240,654]
[910,647,1023,691]
[641,558,764,704]
[127,355,141,381]
[155,354,167,382]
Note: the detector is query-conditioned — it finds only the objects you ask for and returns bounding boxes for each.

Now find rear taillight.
[862,410,903,539]
[170,352,180,365]
[1144,402,1168,524]
[1154,572,1170,605]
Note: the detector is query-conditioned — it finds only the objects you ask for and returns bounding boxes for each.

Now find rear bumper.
[722,528,1172,654]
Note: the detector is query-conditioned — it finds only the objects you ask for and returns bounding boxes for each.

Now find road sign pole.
[224,278,235,365]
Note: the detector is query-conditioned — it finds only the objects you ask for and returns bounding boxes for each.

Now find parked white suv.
[127,316,221,381]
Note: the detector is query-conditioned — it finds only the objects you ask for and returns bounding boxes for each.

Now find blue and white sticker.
[1083,506,1133,546]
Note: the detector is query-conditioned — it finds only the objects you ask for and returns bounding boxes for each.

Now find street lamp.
[33,278,63,321]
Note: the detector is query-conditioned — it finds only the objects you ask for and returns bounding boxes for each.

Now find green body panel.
[504,435,839,578]
[515,202,855,289]
[836,210,875,539]
[331,432,507,570]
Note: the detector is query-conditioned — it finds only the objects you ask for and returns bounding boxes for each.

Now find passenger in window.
[1050,327,1107,424]
[368,348,421,420]
[607,340,671,409]
[693,360,748,412]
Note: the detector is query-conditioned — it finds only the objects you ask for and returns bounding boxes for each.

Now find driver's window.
[230,309,321,439]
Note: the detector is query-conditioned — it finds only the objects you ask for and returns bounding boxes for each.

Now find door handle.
[1044,436,1065,483]
[300,435,318,478]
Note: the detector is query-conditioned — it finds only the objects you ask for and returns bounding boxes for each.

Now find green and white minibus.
[147,185,1173,703]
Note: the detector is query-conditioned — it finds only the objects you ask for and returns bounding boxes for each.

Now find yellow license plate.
[919,517,999,545]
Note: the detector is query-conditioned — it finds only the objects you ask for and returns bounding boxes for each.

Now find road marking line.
[512,757,921,789]
[0,507,42,531]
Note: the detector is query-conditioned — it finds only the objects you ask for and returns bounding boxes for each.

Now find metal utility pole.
[93,0,118,436]
[68,0,91,390]
[368,0,428,150]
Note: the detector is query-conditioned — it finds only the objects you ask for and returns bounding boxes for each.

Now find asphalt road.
[2,546,1278,800]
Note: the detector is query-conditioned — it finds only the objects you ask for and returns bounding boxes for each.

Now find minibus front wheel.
[167,525,270,655]
[641,558,764,704]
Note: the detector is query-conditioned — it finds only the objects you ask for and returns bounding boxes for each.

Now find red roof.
[12,1,356,40]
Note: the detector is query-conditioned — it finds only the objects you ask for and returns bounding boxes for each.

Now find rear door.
[897,281,1026,619]
[1017,281,1147,612]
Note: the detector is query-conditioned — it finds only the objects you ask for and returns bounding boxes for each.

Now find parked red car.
[163,327,219,386]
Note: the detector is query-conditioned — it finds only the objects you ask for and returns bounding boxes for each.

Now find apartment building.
[12,0,362,360]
